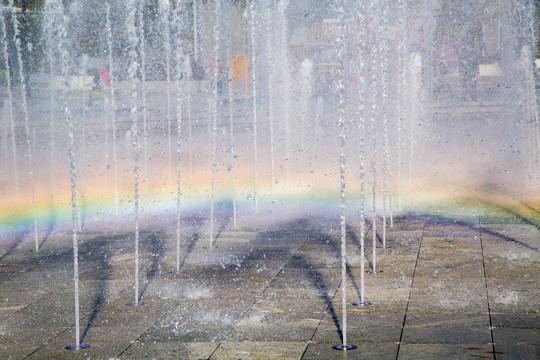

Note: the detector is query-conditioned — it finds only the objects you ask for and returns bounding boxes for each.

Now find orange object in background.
[231,55,248,104]
[231,55,248,79]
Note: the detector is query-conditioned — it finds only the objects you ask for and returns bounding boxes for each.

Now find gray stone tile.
[140,324,232,342]
[491,313,540,329]
[302,342,398,360]
[0,348,35,360]
[493,328,540,345]
[401,327,492,344]
[493,343,540,360]
[27,342,129,360]
[211,341,307,360]
[0,214,537,359]
[484,259,540,279]
[312,326,402,343]
[227,325,316,342]
[397,344,494,360]
[404,313,490,328]
[320,312,404,328]
[119,341,218,359]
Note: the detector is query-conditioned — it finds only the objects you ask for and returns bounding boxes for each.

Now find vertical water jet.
[125,0,141,306]
[352,1,371,308]
[10,0,38,251]
[250,0,259,212]
[105,3,119,214]
[266,0,276,201]
[159,0,173,186]
[209,0,221,247]
[369,0,380,273]
[0,5,19,199]
[137,0,149,190]
[173,0,184,273]
[225,2,237,228]
[333,0,355,352]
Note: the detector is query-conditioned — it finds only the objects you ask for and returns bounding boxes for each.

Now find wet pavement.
[0,205,538,359]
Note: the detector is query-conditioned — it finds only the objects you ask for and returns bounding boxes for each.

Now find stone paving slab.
[401,326,492,345]
[491,313,540,328]
[0,209,538,359]
[302,342,399,360]
[312,326,402,343]
[319,312,404,328]
[403,313,490,328]
[397,344,495,360]
[210,341,308,360]
[227,325,316,342]
[120,341,218,359]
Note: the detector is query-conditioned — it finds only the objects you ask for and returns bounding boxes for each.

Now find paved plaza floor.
[0,203,538,359]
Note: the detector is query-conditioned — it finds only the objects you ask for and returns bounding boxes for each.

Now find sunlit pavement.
[0,203,538,360]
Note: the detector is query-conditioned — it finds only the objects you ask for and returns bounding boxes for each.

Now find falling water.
[355,1,368,307]
[388,164,394,228]
[193,0,198,63]
[278,0,291,183]
[521,0,540,181]
[396,0,407,212]
[359,151,367,306]
[380,3,389,248]
[75,57,85,233]
[1,104,7,169]
[226,5,237,228]
[10,1,39,251]
[43,9,57,193]
[159,0,173,185]
[106,3,119,213]
[314,95,323,159]
[68,105,80,348]
[2,0,538,355]
[422,0,436,100]
[175,96,182,272]
[300,59,313,150]
[185,58,193,178]
[173,1,183,273]
[250,0,259,211]
[136,0,149,187]
[0,7,18,198]
[80,55,87,151]
[209,0,221,247]
[44,0,82,348]
[266,0,275,200]
[369,0,380,273]
[407,52,422,186]
[125,0,141,306]
[334,0,356,350]
[68,103,82,348]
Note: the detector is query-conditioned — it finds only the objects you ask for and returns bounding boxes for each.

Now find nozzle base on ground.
[333,344,357,351]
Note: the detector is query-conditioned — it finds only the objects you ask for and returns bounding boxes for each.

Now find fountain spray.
[333,0,356,352]
[381,1,389,248]
[352,1,370,307]
[209,0,222,247]
[126,0,142,306]
[159,0,173,186]
[250,0,259,212]
[44,0,86,349]
[0,6,18,199]
[136,0,149,190]
[225,1,237,228]
[106,3,119,214]
[173,1,184,273]
[9,0,38,251]
[266,0,276,201]
[367,0,382,274]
